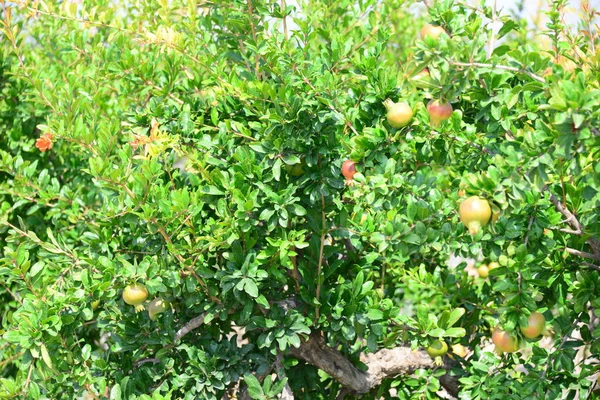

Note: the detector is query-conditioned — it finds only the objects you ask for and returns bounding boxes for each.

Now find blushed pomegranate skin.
[427,100,453,126]
[492,327,519,353]
[420,24,447,41]
[520,312,546,339]
[341,160,357,181]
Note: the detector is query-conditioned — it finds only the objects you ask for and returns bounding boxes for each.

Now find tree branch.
[289,334,459,397]
[174,312,208,343]
[566,248,600,262]
[275,353,294,400]
[545,188,583,235]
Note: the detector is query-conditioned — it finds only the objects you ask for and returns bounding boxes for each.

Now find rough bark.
[290,334,459,397]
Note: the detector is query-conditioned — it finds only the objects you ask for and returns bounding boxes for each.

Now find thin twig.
[246,0,261,79]
[281,0,288,40]
[524,207,537,246]
[487,0,497,59]
[275,353,295,400]
[315,193,326,320]
[449,61,546,83]
[133,358,161,368]
[581,262,600,272]
[153,222,220,303]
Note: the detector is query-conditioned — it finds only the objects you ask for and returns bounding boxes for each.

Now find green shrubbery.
[1,0,599,399]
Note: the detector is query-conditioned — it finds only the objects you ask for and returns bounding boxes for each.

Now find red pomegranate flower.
[35,133,53,152]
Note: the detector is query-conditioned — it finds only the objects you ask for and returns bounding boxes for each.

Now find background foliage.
[1,0,599,399]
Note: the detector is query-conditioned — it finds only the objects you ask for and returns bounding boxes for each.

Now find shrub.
[1,0,599,399]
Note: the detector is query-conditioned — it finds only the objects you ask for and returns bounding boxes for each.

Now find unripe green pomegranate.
[459,196,492,235]
[426,340,448,357]
[383,99,413,129]
[122,283,148,312]
[148,298,170,320]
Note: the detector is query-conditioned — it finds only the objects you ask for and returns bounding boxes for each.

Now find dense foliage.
[1,0,600,399]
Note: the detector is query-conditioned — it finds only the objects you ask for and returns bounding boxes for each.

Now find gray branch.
[289,334,459,397]
[174,312,208,343]
[545,188,583,235]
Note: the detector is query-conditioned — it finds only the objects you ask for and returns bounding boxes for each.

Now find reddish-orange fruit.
[383,99,413,128]
[341,160,357,184]
[520,312,546,339]
[427,100,453,126]
[459,196,492,235]
[492,327,519,353]
[420,24,447,41]
[35,133,54,152]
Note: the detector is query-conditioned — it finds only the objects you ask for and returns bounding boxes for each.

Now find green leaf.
[244,374,264,399]
[244,279,259,298]
[444,328,466,338]
[40,343,53,371]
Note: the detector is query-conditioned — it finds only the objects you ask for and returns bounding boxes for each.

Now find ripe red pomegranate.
[427,100,453,127]
[341,160,357,185]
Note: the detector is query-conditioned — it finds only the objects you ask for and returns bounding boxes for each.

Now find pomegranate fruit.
[420,24,447,41]
[383,99,413,128]
[341,160,357,185]
[285,162,305,177]
[426,340,448,357]
[427,100,453,127]
[459,196,492,235]
[492,327,519,353]
[520,312,546,339]
[122,283,148,312]
[451,343,468,358]
[148,298,169,320]
[477,264,489,278]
